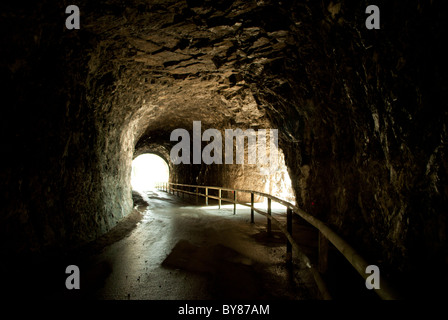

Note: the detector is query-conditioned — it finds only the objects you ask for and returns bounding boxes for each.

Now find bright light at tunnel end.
[131,154,169,191]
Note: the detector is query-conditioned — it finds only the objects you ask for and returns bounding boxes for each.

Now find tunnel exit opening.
[131,153,169,192]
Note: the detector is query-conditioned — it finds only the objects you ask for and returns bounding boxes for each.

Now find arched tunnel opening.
[131,153,169,191]
[1,0,447,304]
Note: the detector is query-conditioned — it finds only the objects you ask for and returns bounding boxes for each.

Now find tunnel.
[0,0,447,303]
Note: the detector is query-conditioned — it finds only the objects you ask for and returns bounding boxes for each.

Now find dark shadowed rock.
[0,0,446,298]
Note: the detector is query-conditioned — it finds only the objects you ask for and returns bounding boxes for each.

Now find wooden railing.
[155,182,401,300]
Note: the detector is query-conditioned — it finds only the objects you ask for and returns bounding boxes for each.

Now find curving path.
[80,189,316,300]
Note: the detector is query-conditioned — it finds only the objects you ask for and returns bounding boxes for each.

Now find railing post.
[267,198,271,235]
[196,187,198,204]
[318,231,329,274]
[205,187,208,205]
[233,191,237,215]
[286,208,292,264]
[218,189,221,209]
[250,192,254,224]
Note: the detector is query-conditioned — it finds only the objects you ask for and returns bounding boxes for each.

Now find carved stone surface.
[1,0,446,296]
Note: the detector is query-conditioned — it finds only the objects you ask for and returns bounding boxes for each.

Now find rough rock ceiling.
[82,0,291,146]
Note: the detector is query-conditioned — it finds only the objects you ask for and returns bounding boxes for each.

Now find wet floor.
[75,189,317,300]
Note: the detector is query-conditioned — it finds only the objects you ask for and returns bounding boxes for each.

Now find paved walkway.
[80,189,317,300]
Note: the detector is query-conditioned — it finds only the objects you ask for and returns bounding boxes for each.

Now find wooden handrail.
[156,182,401,300]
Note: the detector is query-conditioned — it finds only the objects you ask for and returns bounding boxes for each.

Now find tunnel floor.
[61,189,318,300]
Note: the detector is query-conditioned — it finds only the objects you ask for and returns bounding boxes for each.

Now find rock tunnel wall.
[170,153,295,203]
[1,0,447,295]
[248,0,448,285]
[1,3,98,255]
[157,123,295,203]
